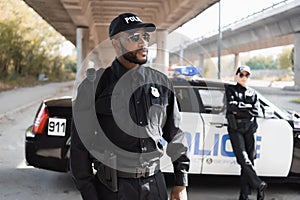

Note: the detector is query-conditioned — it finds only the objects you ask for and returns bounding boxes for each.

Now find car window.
[198,88,225,114]
[175,87,203,113]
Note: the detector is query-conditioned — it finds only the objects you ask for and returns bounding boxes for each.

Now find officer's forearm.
[172,155,189,186]
[170,185,187,200]
[227,104,239,113]
[166,141,190,186]
[174,171,188,186]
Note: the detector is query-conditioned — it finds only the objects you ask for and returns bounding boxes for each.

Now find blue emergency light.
[174,66,201,76]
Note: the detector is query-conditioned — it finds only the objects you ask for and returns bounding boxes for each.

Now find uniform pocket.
[149,97,167,126]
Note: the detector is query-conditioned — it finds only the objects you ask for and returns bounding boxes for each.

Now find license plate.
[48,118,66,136]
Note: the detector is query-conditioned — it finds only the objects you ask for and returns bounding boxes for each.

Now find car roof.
[44,96,72,107]
[171,77,232,89]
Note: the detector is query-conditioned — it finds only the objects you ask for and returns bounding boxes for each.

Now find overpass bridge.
[170,0,300,88]
[23,0,219,73]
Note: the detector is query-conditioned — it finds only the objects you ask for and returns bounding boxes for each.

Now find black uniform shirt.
[95,59,189,176]
[71,59,190,199]
[225,83,259,119]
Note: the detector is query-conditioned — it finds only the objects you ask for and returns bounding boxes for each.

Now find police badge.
[150,86,160,98]
[245,89,254,96]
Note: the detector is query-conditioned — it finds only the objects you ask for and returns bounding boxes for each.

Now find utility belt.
[117,165,158,179]
[93,151,159,192]
[227,114,255,129]
[236,117,254,123]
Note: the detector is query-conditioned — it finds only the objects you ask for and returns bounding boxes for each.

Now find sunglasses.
[127,32,150,43]
[239,73,250,78]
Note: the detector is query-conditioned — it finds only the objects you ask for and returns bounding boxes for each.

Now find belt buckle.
[147,165,155,177]
[136,166,155,178]
[136,167,146,178]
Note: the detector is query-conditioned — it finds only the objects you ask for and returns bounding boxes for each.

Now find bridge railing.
[178,0,294,49]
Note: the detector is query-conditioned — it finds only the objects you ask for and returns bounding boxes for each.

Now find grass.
[292,98,300,104]
[0,76,43,92]
[0,74,75,92]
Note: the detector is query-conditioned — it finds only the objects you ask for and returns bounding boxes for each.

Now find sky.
[175,0,288,39]
[173,0,293,56]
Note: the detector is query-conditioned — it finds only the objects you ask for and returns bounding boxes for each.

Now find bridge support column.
[155,29,169,74]
[285,33,300,91]
[234,53,240,72]
[76,27,89,71]
[198,54,204,75]
[179,44,184,66]
[199,54,204,68]
[284,33,300,90]
[294,33,300,89]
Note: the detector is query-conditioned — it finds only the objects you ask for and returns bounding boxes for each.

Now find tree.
[277,47,293,69]
[0,0,75,84]
[245,55,277,70]
[0,21,28,77]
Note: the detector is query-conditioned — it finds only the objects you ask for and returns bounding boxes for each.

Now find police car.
[25,77,300,182]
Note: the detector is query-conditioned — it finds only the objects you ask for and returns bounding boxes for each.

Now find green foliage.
[0,0,76,89]
[292,98,300,104]
[245,55,277,70]
[290,47,294,71]
[65,58,77,73]
[278,47,292,69]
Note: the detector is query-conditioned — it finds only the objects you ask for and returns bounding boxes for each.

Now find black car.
[25,97,72,172]
[25,78,300,181]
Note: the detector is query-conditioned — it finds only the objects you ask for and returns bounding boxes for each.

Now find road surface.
[0,80,299,200]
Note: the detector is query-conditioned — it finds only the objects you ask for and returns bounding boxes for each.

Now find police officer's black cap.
[109,13,156,39]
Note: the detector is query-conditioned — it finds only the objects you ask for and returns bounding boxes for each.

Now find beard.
[120,43,148,65]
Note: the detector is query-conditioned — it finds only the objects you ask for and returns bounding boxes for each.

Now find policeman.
[70,13,190,200]
[225,66,267,200]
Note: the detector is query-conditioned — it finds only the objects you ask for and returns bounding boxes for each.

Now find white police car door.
[198,88,240,175]
[254,118,293,177]
[160,86,205,174]
[253,96,294,177]
[159,111,205,173]
[180,112,205,174]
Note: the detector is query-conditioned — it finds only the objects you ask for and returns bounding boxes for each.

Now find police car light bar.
[173,66,201,76]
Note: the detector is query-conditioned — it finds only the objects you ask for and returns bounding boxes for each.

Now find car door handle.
[209,122,227,128]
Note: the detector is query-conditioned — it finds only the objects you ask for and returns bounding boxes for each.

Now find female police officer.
[70,13,189,200]
[225,66,267,200]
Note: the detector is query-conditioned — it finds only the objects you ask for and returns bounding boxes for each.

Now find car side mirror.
[263,106,275,119]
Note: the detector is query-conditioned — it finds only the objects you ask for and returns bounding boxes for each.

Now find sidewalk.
[250,80,300,95]
[0,81,73,118]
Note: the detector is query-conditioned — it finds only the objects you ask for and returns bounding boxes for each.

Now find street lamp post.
[217,0,222,79]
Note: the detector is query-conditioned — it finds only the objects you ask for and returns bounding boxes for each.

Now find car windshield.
[257,91,291,120]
